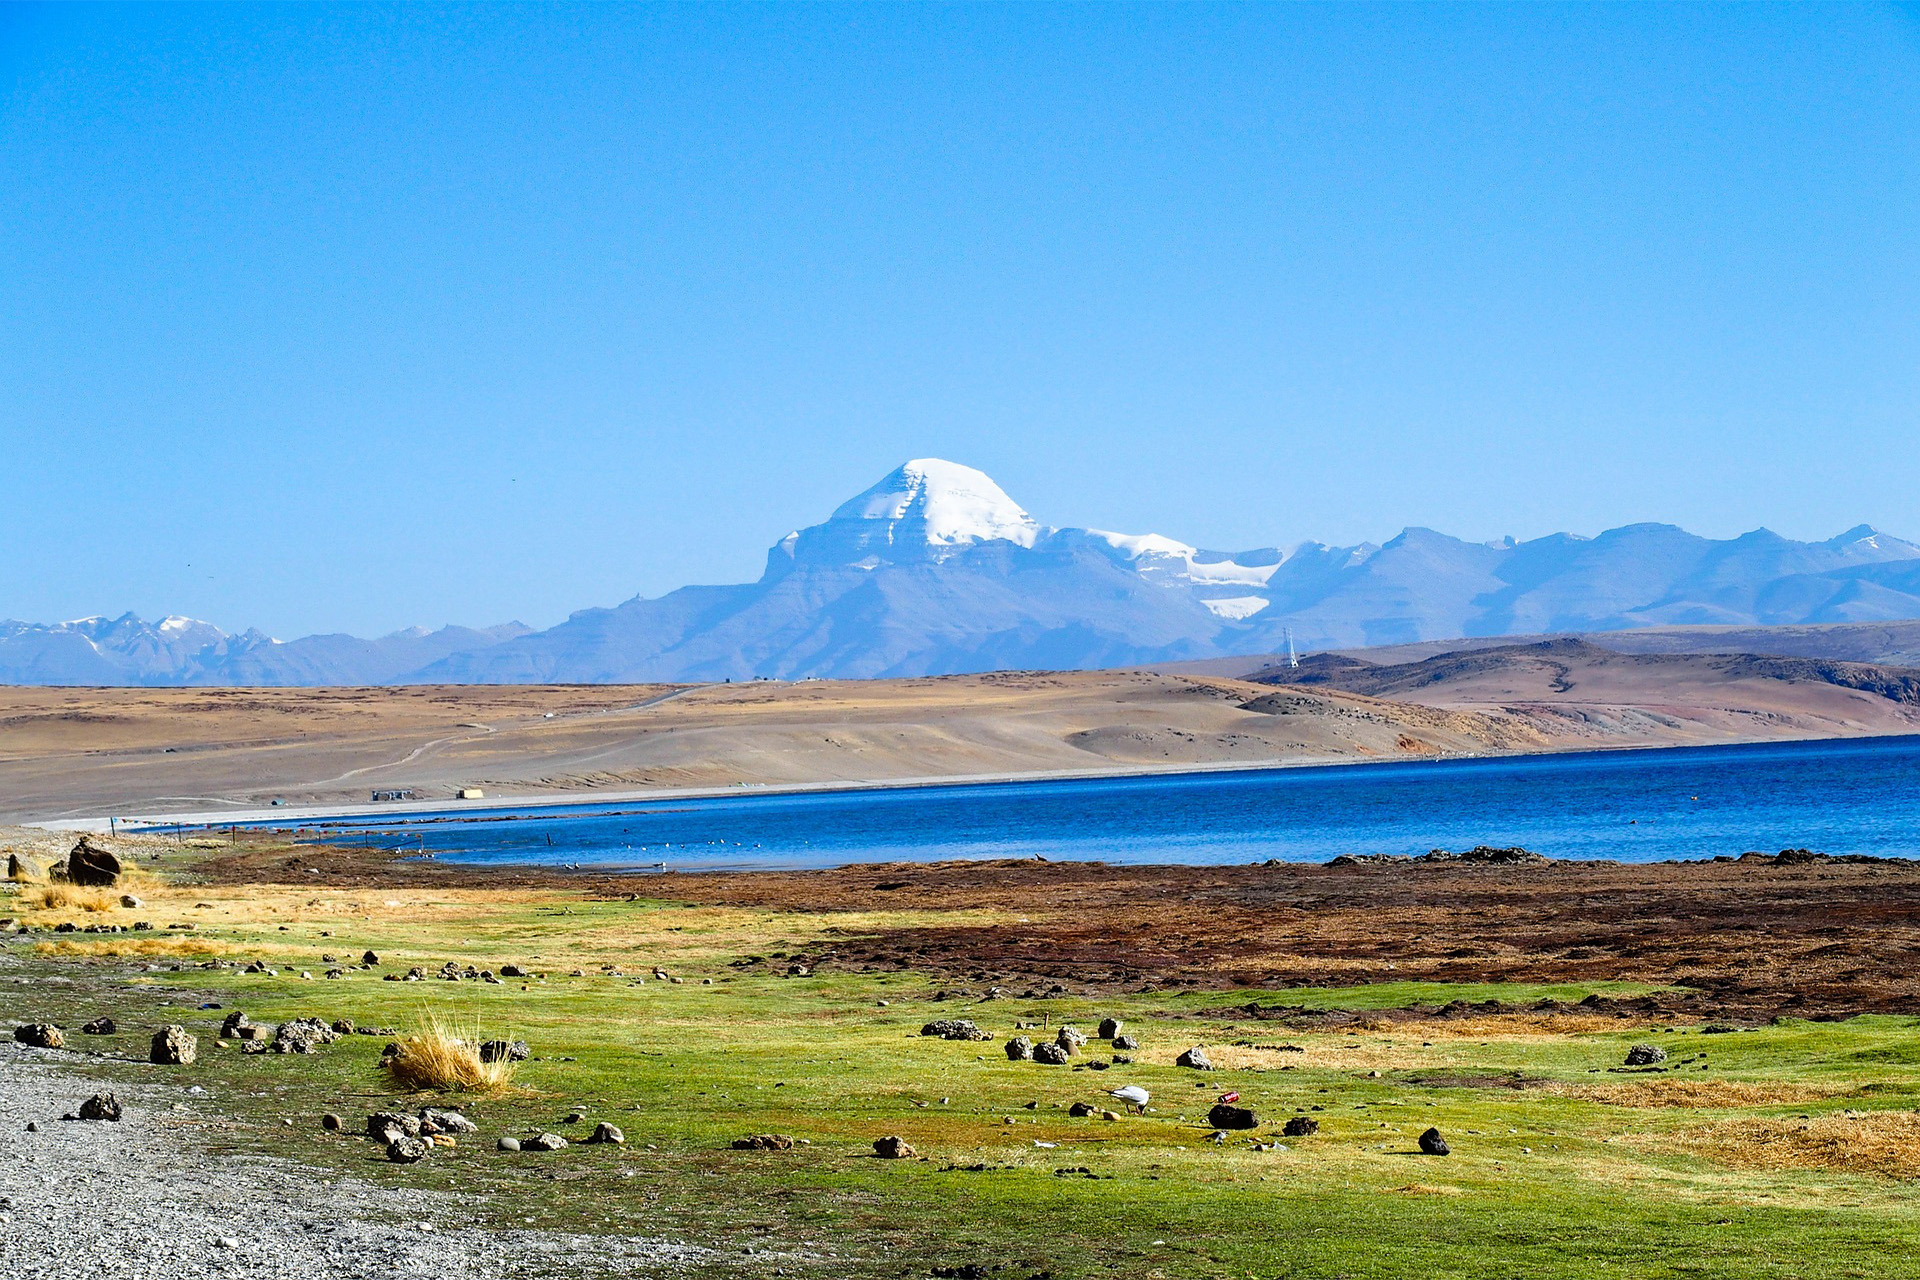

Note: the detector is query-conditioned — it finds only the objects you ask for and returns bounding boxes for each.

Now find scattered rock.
[496,1136,521,1152]
[220,1011,252,1038]
[500,964,526,978]
[80,1017,116,1035]
[564,1110,588,1124]
[920,1019,991,1042]
[479,1039,530,1063]
[872,1135,916,1159]
[1281,1116,1319,1137]
[1004,1036,1034,1061]
[731,1134,796,1151]
[119,894,143,909]
[321,1113,342,1132]
[1055,1027,1087,1054]
[271,1017,338,1054]
[523,1133,568,1152]
[1097,1018,1123,1039]
[1419,1127,1450,1156]
[362,950,380,966]
[1175,1047,1214,1070]
[1112,1034,1139,1051]
[1068,1102,1096,1117]
[386,1135,430,1164]
[367,1112,423,1143]
[1208,1104,1258,1130]
[586,1122,625,1145]
[149,1025,196,1065]
[76,1092,123,1122]
[1625,1044,1668,1067]
[330,1019,355,1035]
[1032,1043,1070,1065]
[7,853,50,882]
[14,1023,64,1049]
[419,1108,479,1136]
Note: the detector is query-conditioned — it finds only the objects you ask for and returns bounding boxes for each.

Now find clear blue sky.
[4,3,1918,637]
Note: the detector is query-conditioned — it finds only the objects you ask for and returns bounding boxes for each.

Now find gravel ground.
[0,1042,717,1278]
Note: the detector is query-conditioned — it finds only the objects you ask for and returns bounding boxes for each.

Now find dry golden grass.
[32,884,117,912]
[382,1014,519,1094]
[1552,1079,1848,1108]
[34,936,223,958]
[1682,1110,1920,1179]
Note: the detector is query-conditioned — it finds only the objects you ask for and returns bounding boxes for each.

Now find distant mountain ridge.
[9,458,1920,685]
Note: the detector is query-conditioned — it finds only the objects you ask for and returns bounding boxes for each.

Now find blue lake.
[229,734,1920,872]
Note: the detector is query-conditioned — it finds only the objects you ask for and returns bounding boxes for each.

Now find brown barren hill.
[2,642,1918,822]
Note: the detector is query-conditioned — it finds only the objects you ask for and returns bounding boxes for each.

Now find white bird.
[1108,1085,1150,1114]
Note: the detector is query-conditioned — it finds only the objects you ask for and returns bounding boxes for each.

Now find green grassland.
[8,878,1920,1278]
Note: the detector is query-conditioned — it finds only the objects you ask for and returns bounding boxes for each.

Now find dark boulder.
[731,1134,795,1151]
[1175,1047,1214,1070]
[920,1019,991,1042]
[1281,1116,1319,1137]
[14,1023,64,1049]
[1004,1036,1034,1061]
[1032,1043,1070,1065]
[149,1025,196,1065]
[66,838,125,887]
[873,1135,917,1159]
[479,1039,530,1063]
[1208,1104,1258,1130]
[77,1092,123,1122]
[1625,1044,1668,1067]
[81,1017,116,1036]
[1419,1127,1450,1156]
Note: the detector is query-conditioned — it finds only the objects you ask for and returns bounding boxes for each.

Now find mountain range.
[11,458,1920,686]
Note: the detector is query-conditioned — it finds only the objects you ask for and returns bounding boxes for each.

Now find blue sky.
[4,3,1918,637]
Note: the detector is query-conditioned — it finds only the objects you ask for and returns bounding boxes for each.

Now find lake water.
[239,735,1920,872]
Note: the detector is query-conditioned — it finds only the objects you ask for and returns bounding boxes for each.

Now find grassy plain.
[9,854,1920,1279]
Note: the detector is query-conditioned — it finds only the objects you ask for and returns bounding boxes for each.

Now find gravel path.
[0,1042,716,1278]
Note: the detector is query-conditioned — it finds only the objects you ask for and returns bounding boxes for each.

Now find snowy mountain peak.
[831,459,1040,549]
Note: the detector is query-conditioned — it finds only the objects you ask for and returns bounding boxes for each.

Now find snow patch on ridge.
[1200,596,1271,620]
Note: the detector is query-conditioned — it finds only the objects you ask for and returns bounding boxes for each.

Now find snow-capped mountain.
[8,458,1920,685]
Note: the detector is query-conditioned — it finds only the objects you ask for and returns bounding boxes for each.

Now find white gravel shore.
[0,1042,716,1278]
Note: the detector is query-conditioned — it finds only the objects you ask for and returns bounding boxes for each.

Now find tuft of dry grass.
[1682,1110,1920,1179]
[32,884,117,912]
[382,1013,519,1094]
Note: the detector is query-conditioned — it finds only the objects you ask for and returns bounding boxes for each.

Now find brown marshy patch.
[1682,1111,1920,1179]
[1552,1080,1850,1109]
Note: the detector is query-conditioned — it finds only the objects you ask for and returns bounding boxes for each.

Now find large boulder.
[149,1025,196,1065]
[1419,1127,1450,1156]
[524,1132,568,1152]
[66,838,124,887]
[1055,1027,1088,1054]
[1032,1042,1070,1065]
[1625,1044,1668,1067]
[14,1023,64,1049]
[386,1135,430,1164]
[1175,1047,1214,1070]
[1096,1018,1123,1039]
[1004,1036,1034,1061]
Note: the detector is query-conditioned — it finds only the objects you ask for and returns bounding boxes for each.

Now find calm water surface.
[233,735,1920,872]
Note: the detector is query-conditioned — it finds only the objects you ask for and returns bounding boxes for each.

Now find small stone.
[119,894,143,909]
[419,1108,479,1135]
[586,1122,625,1145]
[564,1110,587,1124]
[496,1136,521,1151]
[1282,1116,1319,1137]
[1175,1047,1213,1070]
[215,1236,239,1249]
[362,950,380,966]
[1112,1034,1139,1051]
[524,1132,568,1152]
[479,1039,530,1063]
[150,1025,197,1065]
[77,1092,123,1122]
[1419,1127,1450,1156]
[731,1134,795,1151]
[321,1113,342,1132]
[81,1017,116,1035]
[872,1135,916,1159]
